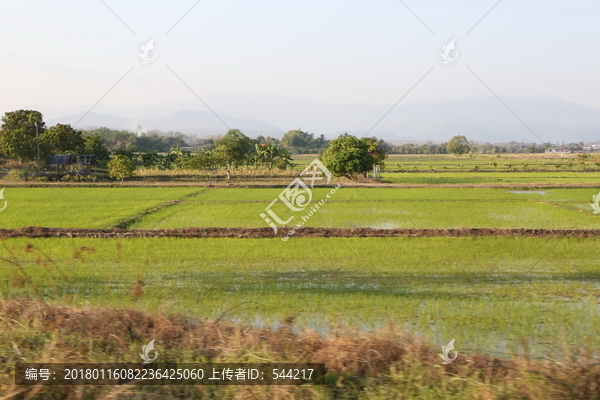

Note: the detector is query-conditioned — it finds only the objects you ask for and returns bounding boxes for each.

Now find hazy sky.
[1,0,599,115]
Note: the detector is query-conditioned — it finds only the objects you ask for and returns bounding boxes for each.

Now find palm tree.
[249,143,292,169]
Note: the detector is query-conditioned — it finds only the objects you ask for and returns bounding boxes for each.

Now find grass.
[3,300,598,399]
[1,187,597,229]
[0,187,203,228]
[2,236,600,358]
[127,187,599,229]
[381,171,600,184]
[2,182,600,398]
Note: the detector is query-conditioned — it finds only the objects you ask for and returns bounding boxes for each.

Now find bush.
[2,169,28,181]
[108,155,136,181]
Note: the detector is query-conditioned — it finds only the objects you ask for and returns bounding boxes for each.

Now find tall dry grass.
[1,300,599,399]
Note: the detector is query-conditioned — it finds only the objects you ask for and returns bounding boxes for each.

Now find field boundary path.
[3,227,600,238]
[2,182,600,189]
[108,189,208,229]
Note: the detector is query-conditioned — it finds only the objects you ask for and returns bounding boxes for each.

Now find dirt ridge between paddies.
[3,226,600,239]
[2,181,600,189]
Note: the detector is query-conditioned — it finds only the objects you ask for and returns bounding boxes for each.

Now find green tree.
[84,135,110,161]
[42,124,85,155]
[281,129,328,153]
[107,155,136,181]
[446,135,470,156]
[214,129,254,181]
[361,137,388,167]
[0,110,46,162]
[281,129,310,148]
[320,134,386,179]
[177,150,219,170]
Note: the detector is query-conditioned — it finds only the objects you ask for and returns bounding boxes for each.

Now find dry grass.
[1,300,600,399]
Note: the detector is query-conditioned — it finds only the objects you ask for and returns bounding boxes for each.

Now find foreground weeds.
[0,300,599,399]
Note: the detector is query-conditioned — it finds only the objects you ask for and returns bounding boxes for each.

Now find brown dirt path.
[1,181,599,189]
[2,226,600,239]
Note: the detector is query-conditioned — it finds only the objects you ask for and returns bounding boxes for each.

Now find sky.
[1,0,599,117]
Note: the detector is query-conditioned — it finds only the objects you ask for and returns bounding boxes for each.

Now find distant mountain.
[46,109,283,138]
[37,95,600,143]
[199,94,600,143]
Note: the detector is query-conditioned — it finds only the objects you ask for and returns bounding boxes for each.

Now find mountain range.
[33,94,600,144]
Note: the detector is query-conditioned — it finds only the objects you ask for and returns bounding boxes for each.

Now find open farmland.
[1,187,599,229]
[2,171,600,399]
[0,187,203,229]
[380,171,600,185]
[127,187,599,230]
[2,236,600,359]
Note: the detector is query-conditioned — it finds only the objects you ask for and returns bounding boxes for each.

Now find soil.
[1,181,599,189]
[2,226,600,239]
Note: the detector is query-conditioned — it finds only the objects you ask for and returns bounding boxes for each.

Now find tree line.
[0,110,390,181]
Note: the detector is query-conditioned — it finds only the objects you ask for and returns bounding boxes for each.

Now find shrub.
[108,155,136,181]
[2,169,28,181]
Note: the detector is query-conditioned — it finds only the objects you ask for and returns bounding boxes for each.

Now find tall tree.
[320,134,386,179]
[0,110,46,162]
[42,124,85,155]
[281,129,328,153]
[362,137,388,166]
[84,135,110,161]
[446,135,470,155]
[214,129,254,181]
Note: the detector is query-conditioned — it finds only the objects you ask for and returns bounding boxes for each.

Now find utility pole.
[35,121,40,163]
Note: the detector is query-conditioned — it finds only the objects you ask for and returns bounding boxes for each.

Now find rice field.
[381,171,600,184]
[0,187,203,228]
[2,236,600,359]
[1,187,599,229]
[125,187,599,230]
[2,169,600,399]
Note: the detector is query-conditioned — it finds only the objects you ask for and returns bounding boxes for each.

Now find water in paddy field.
[369,221,400,229]
[230,313,570,360]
